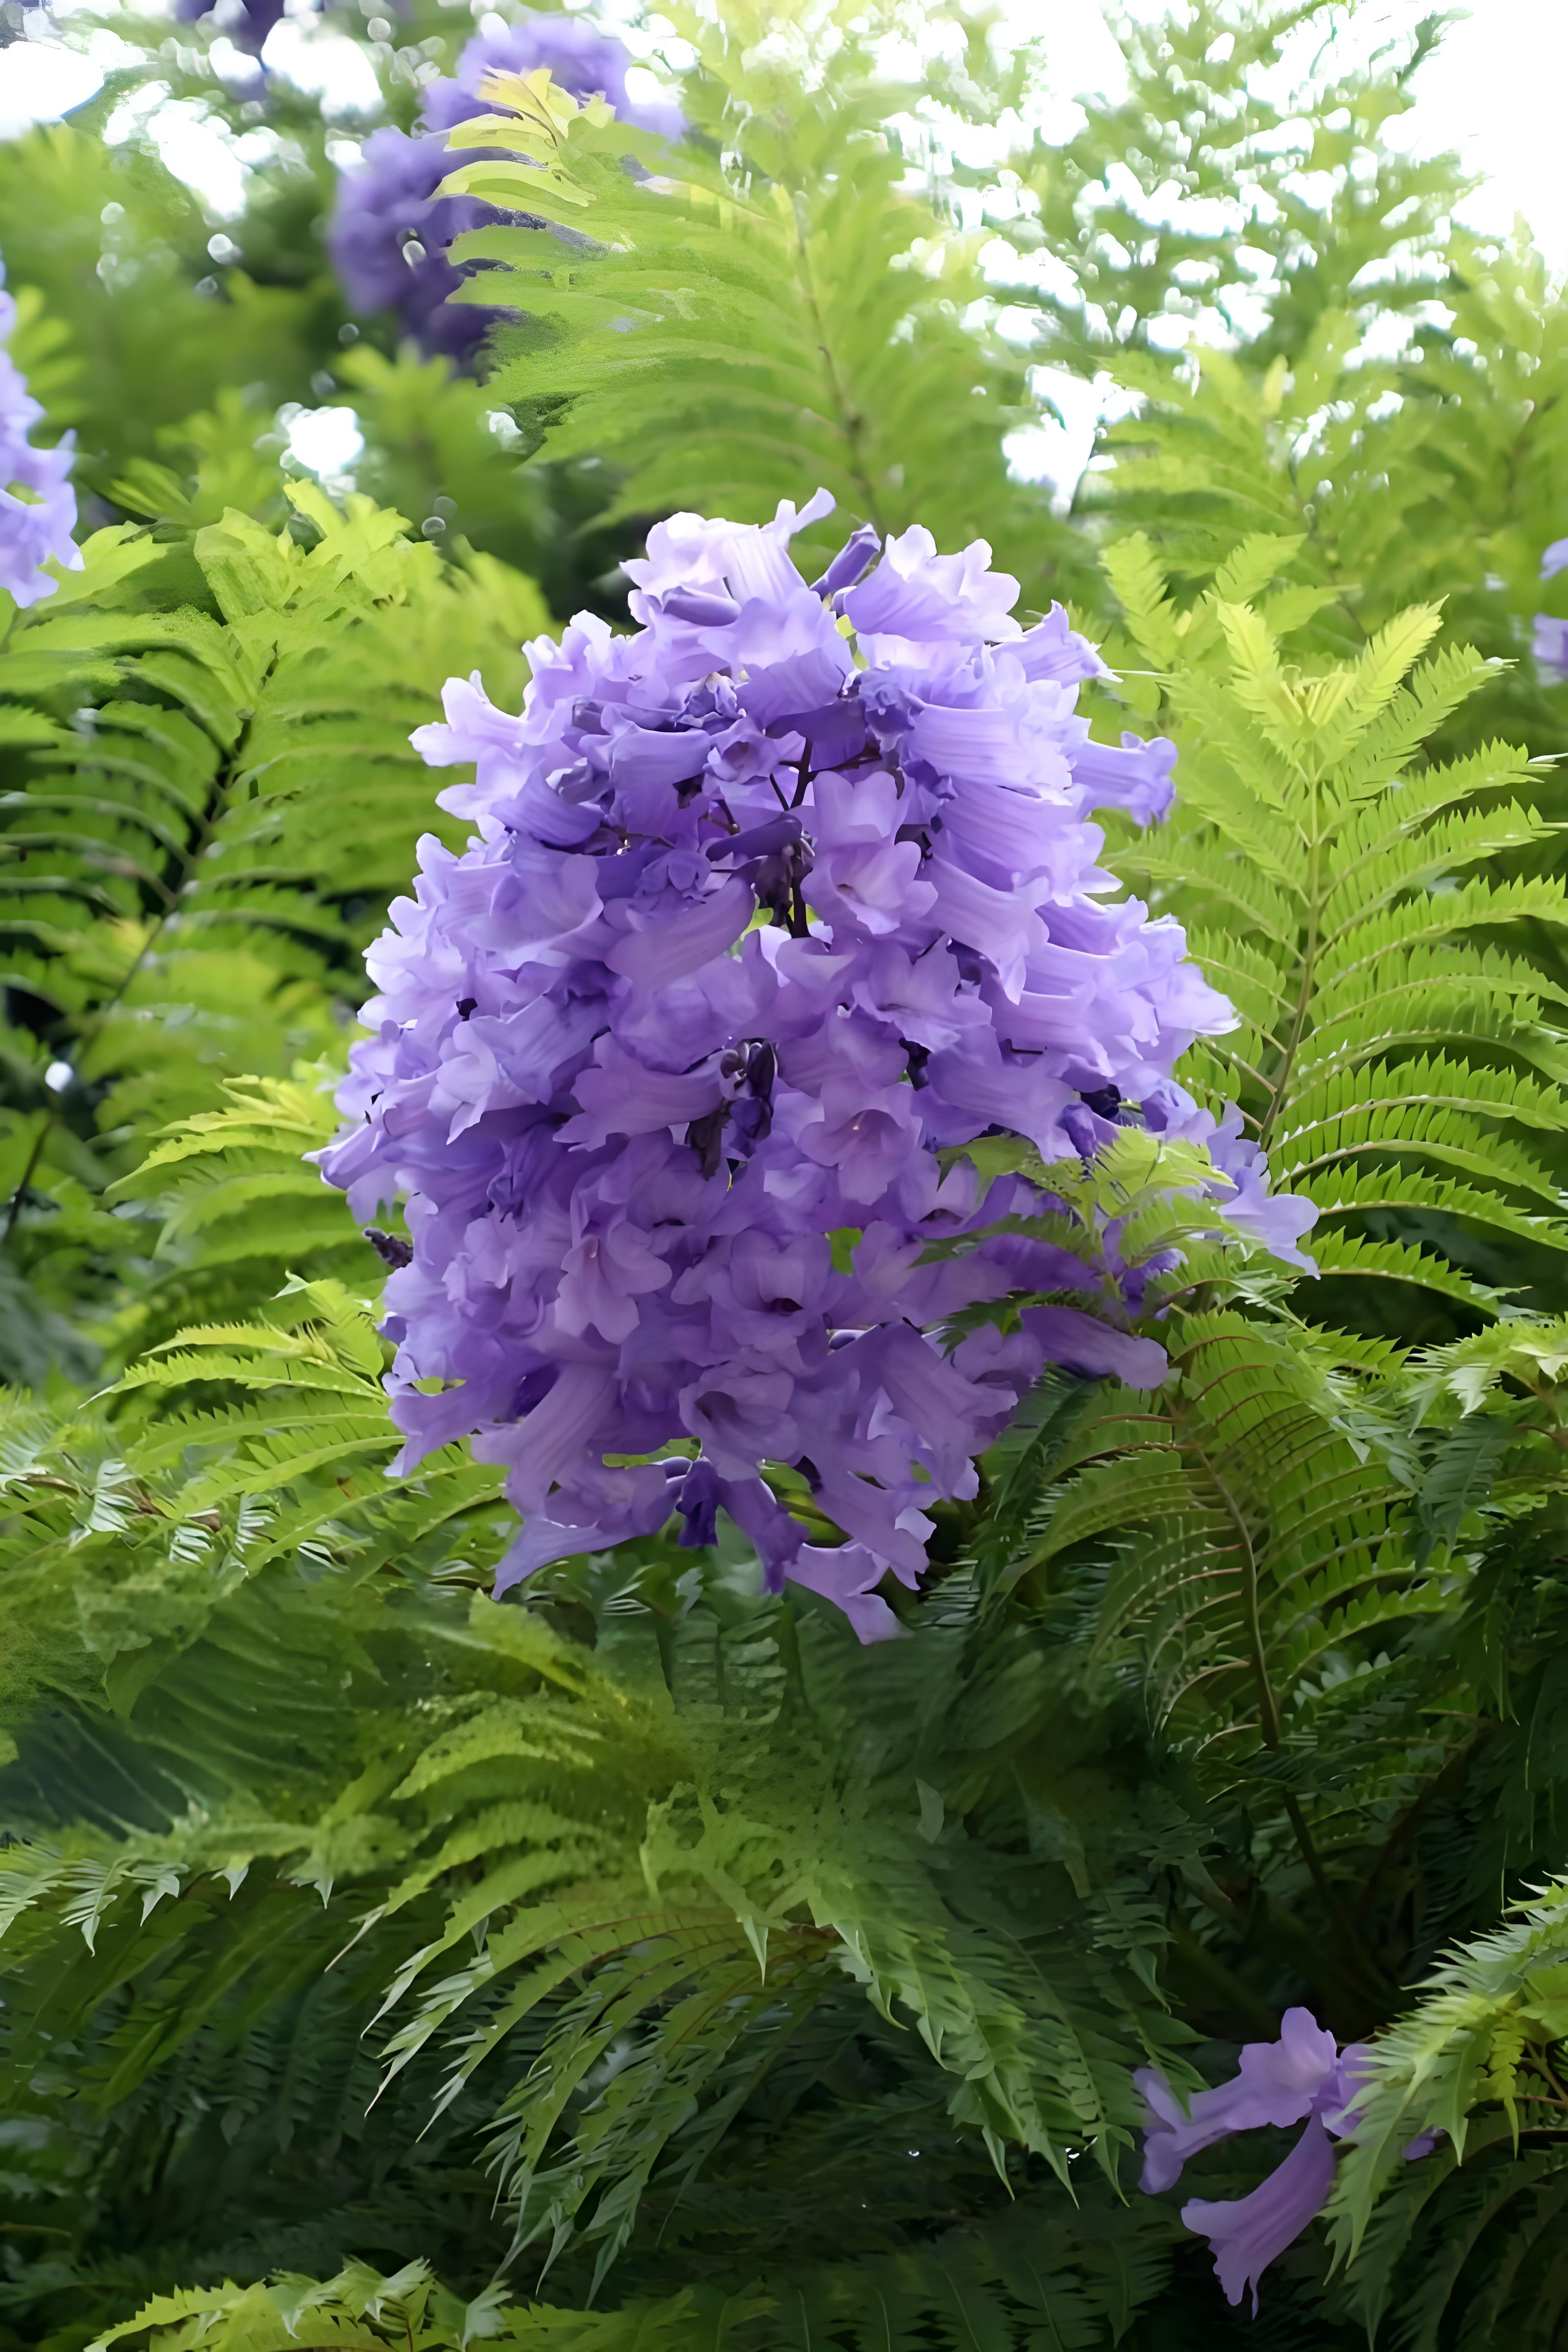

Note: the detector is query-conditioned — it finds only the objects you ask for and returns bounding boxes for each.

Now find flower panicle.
[318,488,1312,1634]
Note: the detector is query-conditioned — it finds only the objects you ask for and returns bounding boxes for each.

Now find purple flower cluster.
[0,262,79,611]
[329,14,682,364]
[319,490,1311,1636]
[1139,2010,1437,2312]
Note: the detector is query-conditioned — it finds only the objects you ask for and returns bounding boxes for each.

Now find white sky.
[3,0,1567,255]
[1009,0,1568,268]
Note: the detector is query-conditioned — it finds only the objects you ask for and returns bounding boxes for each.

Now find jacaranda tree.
[4,3,1568,2347]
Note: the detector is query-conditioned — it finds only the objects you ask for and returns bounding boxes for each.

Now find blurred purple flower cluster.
[1533,535,1568,681]
[329,12,682,364]
[1139,2009,1438,2311]
[175,0,288,64]
[0,262,80,611]
[319,490,1312,1635]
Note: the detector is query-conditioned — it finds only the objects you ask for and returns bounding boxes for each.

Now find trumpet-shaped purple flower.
[1139,2008,1436,2313]
[318,490,1310,1634]
[0,264,79,611]
[422,16,683,138]
[329,15,681,363]
[1181,2114,1340,2314]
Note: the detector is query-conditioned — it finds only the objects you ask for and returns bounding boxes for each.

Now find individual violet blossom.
[329,14,681,364]
[0,262,80,610]
[1138,2009,1436,2312]
[318,490,1311,1636]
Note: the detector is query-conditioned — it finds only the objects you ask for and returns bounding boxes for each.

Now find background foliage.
[6,0,1568,2345]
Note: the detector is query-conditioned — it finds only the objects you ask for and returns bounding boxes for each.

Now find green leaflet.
[9,0,1568,2342]
[0,488,545,1368]
[1100,542,1568,1320]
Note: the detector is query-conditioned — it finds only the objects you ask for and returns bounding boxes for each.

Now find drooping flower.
[318,490,1310,1634]
[0,262,80,611]
[329,15,682,363]
[1138,2009,1437,2312]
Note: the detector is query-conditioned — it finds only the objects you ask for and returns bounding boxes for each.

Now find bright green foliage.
[1077,268,1568,775]
[0,103,644,622]
[1112,230,1568,688]
[0,482,543,1372]
[0,123,329,481]
[445,15,1062,589]
[83,2227,1174,2352]
[971,0,1568,808]
[1095,534,1568,1330]
[103,1073,375,1354]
